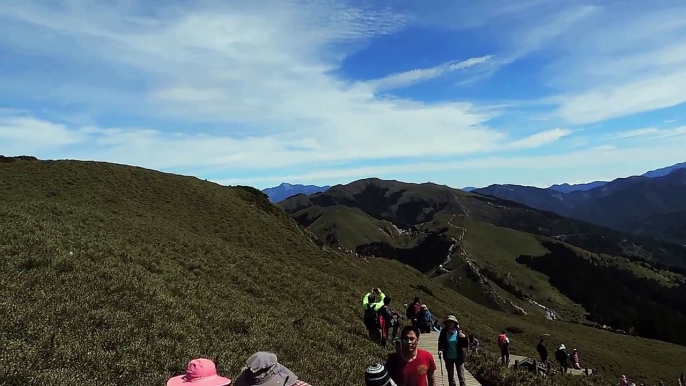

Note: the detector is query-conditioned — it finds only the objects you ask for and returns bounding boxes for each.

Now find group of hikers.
[165,286,681,386]
[532,336,582,372]
[361,287,597,386]
[165,351,311,386]
[363,288,451,347]
[497,331,582,373]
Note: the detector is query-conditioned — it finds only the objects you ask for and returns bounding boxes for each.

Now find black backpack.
[364,305,379,330]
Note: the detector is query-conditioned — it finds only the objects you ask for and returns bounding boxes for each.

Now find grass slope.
[291,205,420,251]
[1,158,686,385]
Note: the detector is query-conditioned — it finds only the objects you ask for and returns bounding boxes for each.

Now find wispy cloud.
[503,128,572,149]
[215,136,686,187]
[611,126,686,140]
[369,55,494,91]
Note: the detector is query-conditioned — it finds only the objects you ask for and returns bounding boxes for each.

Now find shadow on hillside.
[517,241,686,346]
[356,232,454,273]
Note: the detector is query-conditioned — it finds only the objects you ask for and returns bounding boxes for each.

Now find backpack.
[364,305,379,330]
[406,302,420,319]
[424,310,432,322]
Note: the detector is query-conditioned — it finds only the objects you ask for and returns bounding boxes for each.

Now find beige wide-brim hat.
[443,315,459,326]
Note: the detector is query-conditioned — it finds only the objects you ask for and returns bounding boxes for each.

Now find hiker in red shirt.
[385,325,436,386]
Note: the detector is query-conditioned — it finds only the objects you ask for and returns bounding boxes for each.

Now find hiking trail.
[417,332,482,386]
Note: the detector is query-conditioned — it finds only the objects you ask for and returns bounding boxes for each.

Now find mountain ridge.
[261,182,330,202]
[473,168,686,243]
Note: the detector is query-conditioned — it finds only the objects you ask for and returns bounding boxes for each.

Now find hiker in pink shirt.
[571,349,581,369]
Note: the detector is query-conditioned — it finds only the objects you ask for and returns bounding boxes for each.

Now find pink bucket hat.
[167,358,232,386]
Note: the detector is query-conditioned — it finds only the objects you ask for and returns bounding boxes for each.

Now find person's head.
[400,325,420,353]
[233,352,298,386]
[420,304,427,310]
[413,296,420,303]
[372,287,380,294]
[367,294,376,303]
[443,315,459,331]
[364,363,397,386]
[167,358,231,386]
[501,331,507,335]
[384,296,392,305]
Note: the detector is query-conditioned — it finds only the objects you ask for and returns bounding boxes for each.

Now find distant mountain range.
[547,161,686,193]
[473,162,686,244]
[262,183,330,202]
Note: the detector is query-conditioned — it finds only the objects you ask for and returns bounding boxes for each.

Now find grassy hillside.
[2,158,686,385]
[290,205,421,251]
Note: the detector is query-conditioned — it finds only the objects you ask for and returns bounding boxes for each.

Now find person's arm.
[362,292,371,306]
[437,329,445,352]
[375,291,386,305]
[459,332,469,348]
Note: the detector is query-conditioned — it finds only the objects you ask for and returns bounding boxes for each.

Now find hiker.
[417,304,433,334]
[363,288,386,343]
[438,315,469,386]
[469,335,480,354]
[571,349,581,369]
[406,297,422,328]
[536,338,548,364]
[497,331,510,365]
[555,344,570,374]
[432,319,441,332]
[618,375,629,386]
[365,363,398,386]
[679,373,685,386]
[363,287,386,309]
[167,358,232,386]
[385,325,437,386]
[234,351,311,386]
[379,297,394,347]
[389,311,400,341]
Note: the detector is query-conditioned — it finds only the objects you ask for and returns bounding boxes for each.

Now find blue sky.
[1,0,686,190]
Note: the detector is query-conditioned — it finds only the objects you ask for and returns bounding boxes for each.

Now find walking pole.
[438,351,446,386]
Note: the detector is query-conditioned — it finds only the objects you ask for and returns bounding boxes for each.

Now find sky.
[1,0,686,190]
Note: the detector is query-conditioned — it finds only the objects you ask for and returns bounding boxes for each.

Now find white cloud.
[590,145,616,152]
[556,70,686,124]
[0,1,573,173]
[502,128,571,150]
[610,127,661,140]
[541,1,686,123]
[0,116,84,153]
[216,136,686,187]
[611,126,686,140]
[369,55,494,91]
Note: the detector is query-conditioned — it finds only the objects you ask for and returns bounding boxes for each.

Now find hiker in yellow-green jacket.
[362,287,386,343]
